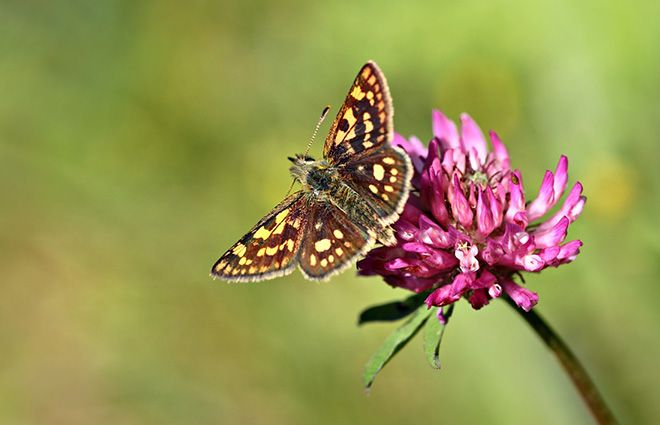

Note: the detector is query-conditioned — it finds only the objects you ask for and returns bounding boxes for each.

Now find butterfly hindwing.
[339,146,413,224]
[211,192,307,282]
[323,61,393,165]
[298,200,374,281]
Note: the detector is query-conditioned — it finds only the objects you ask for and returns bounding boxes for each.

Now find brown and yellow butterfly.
[211,61,412,282]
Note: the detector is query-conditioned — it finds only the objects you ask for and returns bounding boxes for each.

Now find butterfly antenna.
[303,105,331,157]
[285,106,331,198]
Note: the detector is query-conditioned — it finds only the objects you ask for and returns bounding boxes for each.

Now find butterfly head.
[289,153,318,181]
[288,154,335,193]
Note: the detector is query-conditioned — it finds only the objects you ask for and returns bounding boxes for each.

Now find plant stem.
[505,297,618,425]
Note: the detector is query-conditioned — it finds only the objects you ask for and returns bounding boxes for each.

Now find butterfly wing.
[297,200,374,281]
[338,145,413,225]
[211,192,308,282]
[323,61,393,165]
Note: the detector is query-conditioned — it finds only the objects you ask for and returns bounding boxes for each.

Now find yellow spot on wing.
[314,239,332,252]
[351,86,366,100]
[389,176,397,183]
[384,185,394,192]
[373,164,385,181]
[287,239,295,251]
[383,157,396,165]
[310,254,317,266]
[369,184,378,194]
[275,209,289,223]
[272,220,287,235]
[265,246,278,256]
[232,243,247,257]
[320,258,328,267]
[335,247,343,256]
[238,257,247,265]
[345,108,357,124]
[254,227,272,240]
[336,108,357,144]
[333,229,344,239]
[273,208,289,235]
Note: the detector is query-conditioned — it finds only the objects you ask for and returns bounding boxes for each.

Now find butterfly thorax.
[289,155,338,195]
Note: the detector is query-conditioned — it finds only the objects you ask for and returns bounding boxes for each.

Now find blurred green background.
[1,0,659,424]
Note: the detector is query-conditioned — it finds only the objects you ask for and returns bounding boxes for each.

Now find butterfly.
[211,61,412,282]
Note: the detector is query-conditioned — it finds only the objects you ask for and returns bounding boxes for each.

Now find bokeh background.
[1,0,659,424]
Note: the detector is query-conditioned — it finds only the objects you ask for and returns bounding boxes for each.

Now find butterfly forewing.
[211,192,307,282]
[323,61,393,165]
[340,146,413,224]
[298,201,373,281]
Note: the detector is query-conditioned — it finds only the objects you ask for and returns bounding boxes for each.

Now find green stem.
[505,297,618,425]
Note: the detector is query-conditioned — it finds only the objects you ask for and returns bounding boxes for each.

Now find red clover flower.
[358,110,586,313]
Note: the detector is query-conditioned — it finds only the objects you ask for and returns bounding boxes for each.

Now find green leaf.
[357,292,429,325]
[363,304,433,389]
[423,304,454,369]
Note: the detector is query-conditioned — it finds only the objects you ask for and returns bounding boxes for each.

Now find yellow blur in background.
[1,1,659,424]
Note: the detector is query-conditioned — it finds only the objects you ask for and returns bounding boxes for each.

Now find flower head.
[358,110,586,311]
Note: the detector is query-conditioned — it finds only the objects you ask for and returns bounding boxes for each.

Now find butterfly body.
[289,154,397,246]
[212,61,412,282]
